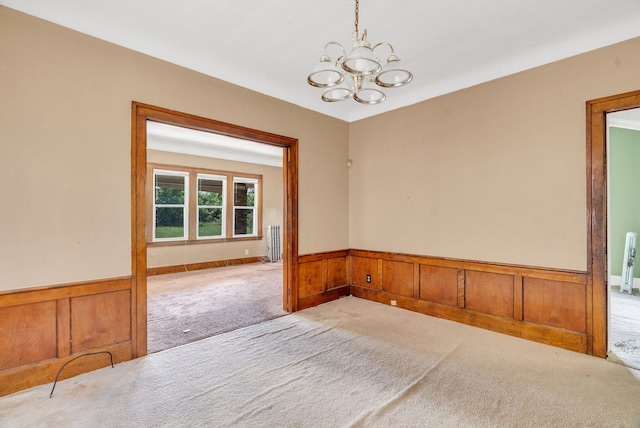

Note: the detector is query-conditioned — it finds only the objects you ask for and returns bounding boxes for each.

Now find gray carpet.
[3,297,640,427]
[610,287,640,369]
[147,262,286,353]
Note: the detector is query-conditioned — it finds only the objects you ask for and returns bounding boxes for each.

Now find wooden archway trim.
[587,89,640,357]
[131,102,299,357]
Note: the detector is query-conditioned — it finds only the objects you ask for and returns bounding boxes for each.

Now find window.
[197,174,226,239]
[148,164,261,243]
[153,170,188,241]
[233,178,258,236]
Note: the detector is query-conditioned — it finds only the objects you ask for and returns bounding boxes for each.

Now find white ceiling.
[147,121,283,167]
[3,0,640,122]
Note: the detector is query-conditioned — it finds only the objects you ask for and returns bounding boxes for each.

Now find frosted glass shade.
[354,79,385,104]
[342,44,381,75]
[308,57,344,88]
[322,81,354,102]
[375,56,413,88]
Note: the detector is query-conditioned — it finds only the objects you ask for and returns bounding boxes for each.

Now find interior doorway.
[587,90,640,358]
[145,121,288,353]
[131,102,299,357]
[607,108,640,368]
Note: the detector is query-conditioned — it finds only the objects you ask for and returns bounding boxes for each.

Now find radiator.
[620,231,637,294]
[266,225,282,262]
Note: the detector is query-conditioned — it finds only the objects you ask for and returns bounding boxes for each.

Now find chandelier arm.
[323,41,347,60]
[372,42,396,56]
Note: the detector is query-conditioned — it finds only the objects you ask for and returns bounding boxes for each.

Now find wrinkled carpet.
[609,287,640,370]
[147,262,286,353]
[3,296,640,427]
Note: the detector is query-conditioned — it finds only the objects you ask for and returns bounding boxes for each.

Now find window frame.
[147,163,262,245]
[196,173,227,240]
[232,177,259,238]
[152,169,189,242]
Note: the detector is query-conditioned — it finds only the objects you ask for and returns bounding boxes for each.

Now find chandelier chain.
[354,0,359,37]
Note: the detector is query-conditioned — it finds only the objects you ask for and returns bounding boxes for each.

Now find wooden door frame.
[587,89,640,357]
[131,102,299,357]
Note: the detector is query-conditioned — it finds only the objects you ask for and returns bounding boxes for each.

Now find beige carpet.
[147,262,286,353]
[3,297,640,427]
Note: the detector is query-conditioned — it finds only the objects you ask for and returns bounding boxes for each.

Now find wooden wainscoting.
[349,250,590,354]
[297,250,350,310]
[0,277,135,397]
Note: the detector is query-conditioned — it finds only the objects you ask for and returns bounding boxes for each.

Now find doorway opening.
[145,121,287,353]
[607,108,640,368]
[587,90,640,359]
[132,102,299,357]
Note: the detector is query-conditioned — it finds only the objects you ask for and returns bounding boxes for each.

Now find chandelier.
[307,0,412,105]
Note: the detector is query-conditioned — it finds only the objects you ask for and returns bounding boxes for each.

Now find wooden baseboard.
[298,286,350,311]
[147,256,263,276]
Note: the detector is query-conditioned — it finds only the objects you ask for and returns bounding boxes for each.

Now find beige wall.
[0,7,349,291]
[146,150,283,268]
[350,36,640,271]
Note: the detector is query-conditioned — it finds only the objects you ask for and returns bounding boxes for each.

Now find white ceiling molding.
[147,122,283,167]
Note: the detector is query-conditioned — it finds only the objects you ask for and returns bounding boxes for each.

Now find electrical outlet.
[390,300,397,306]
[244,249,249,255]
[366,274,371,283]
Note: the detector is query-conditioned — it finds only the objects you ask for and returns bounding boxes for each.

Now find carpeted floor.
[3,296,640,427]
[147,262,286,353]
[609,287,640,369]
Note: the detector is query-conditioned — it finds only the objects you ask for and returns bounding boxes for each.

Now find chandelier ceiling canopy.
[307,0,413,105]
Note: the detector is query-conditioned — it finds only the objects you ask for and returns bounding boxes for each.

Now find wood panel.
[419,264,458,307]
[0,302,57,371]
[71,290,132,353]
[352,256,380,289]
[0,277,135,397]
[0,341,131,398]
[350,249,587,283]
[523,278,586,333]
[382,260,414,297]
[348,250,591,354]
[299,261,323,297]
[326,257,347,290]
[296,251,348,310]
[465,270,514,319]
[56,298,71,358]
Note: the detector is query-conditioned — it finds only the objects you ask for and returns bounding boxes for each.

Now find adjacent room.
[144,122,287,352]
[608,108,640,369]
[2,0,640,425]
